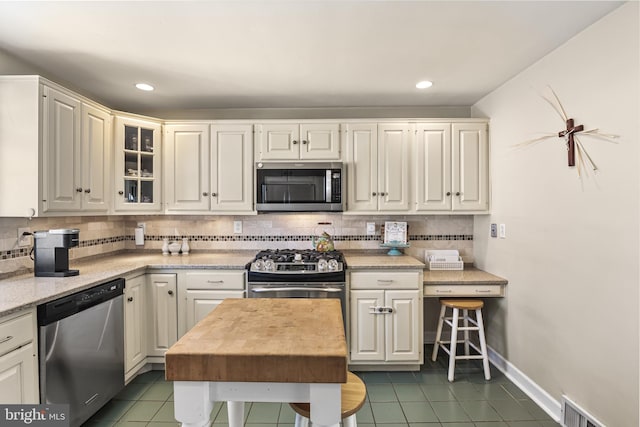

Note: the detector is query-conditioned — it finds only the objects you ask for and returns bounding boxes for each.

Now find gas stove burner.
[249,249,345,274]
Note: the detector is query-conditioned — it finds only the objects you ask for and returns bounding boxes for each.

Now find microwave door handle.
[326,169,332,202]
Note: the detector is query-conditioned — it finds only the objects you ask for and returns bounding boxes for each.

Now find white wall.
[472,3,638,426]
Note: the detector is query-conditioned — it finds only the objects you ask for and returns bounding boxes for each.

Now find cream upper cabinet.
[80,103,111,212]
[255,123,340,161]
[415,122,488,212]
[345,123,410,212]
[114,115,162,212]
[165,123,253,213]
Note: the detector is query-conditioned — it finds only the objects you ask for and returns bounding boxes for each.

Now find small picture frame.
[382,221,408,245]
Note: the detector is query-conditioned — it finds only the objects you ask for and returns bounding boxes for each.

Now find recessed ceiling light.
[416,80,433,89]
[135,83,154,91]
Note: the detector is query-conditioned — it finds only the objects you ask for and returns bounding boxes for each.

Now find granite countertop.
[423,267,508,285]
[0,251,256,316]
[344,253,426,270]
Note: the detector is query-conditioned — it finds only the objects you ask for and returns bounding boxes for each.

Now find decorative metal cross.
[558,118,584,167]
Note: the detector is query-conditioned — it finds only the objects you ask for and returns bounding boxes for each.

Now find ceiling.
[0,1,623,114]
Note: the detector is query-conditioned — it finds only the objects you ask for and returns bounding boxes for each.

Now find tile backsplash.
[0,214,473,275]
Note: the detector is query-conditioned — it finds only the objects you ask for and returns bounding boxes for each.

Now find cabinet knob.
[76,187,83,193]
[203,192,209,196]
[84,188,91,194]
[372,192,377,196]
[118,191,124,195]
[292,140,298,145]
[211,193,217,197]
[387,307,394,313]
[456,192,461,196]
[168,290,174,296]
[446,192,451,196]
[377,307,384,313]
[302,140,308,144]
[379,192,387,196]
[127,297,133,302]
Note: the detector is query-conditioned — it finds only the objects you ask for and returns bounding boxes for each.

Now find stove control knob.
[264,259,275,272]
[328,259,339,271]
[252,259,264,271]
[294,253,302,262]
[317,259,328,272]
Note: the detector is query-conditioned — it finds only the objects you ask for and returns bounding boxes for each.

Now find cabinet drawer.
[0,311,34,356]
[350,271,421,290]
[424,284,504,297]
[184,271,246,290]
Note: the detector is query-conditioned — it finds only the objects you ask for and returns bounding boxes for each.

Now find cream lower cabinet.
[345,123,411,212]
[0,309,38,403]
[349,270,423,367]
[177,270,246,337]
[147,274,178,358]
[124,275,147,376]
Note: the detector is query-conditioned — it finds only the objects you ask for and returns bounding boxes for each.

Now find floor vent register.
[562,395,605,427]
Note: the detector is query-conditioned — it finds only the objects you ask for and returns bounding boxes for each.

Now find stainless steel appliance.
[38,278,125,427]
[255,162,344,212]
[33,228,80,277]
[247,249,347,323]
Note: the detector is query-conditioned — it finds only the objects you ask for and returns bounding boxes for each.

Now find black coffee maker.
[33,229,80,277]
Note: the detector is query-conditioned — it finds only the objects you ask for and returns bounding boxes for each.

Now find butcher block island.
[165,298,348,427]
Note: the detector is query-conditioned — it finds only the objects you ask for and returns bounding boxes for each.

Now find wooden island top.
[165,298,347,384]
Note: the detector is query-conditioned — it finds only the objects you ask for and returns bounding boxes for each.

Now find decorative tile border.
[0,234,473,260]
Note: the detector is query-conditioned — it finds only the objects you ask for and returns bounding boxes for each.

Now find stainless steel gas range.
[247,249,347,322]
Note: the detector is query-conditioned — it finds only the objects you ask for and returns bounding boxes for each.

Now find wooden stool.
[431,299,491,382]
[290,372,366,427]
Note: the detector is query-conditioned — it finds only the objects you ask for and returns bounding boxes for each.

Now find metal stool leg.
[475,308,491,380]
[431,303,447,361]
[448,307,459,382]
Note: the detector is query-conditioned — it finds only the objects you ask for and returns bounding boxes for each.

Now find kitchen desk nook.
[165,298,348,427]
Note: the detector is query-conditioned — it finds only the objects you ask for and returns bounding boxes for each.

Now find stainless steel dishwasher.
[38,278,125,427]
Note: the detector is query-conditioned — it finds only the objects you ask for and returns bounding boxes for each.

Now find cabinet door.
[147,274,178,356]
[299,123,341,160]
[345,123,378,211]
[415,123,452,211]
[185,290,244,332]
[114,116,162,212]
[452,123,489,211]
[0,343,38,404]
[42,85,82,212]
[211,124,254,212]
[81,103,110,212]
[349,290,385,362]
[385,290,421,362]
[378,123,410,211]
[255,124,300,160]
[165,124,210,211]
[124,275,146,373]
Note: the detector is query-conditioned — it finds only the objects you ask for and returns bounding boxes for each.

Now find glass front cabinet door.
[114,116,162,211]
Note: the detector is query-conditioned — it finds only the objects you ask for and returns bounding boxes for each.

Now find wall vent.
[562,395,605,427]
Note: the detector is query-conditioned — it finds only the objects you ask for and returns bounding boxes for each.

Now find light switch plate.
[366,222,376,235]
[499,223,506,239]
[233,221,243,234]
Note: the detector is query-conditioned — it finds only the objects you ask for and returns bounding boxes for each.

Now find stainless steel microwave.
[255,162,344,212]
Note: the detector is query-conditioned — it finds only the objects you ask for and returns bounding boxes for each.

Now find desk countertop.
[423,268,508,285]
[165,298,347,383]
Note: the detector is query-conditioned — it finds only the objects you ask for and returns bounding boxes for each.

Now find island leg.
[227,401,246,427]
[309,383,341,427]
[173,381,215,427]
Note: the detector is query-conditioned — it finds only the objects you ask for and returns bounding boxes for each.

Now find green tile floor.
[83,346,560,427]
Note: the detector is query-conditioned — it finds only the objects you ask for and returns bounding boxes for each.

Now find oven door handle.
[250,287,344,293]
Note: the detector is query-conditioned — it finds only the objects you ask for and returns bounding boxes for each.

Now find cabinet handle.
[168,290,174,295]
[446,192,451,196]
[436,290,452,293]
[372,192,377,196]
[211,193,217,197]
[207,280,224,284]
[292,140,298,145]
[0,335,13,344]
[302,140,308,144]
[203,192,209,196]
[84,188,91,194]
[475,289,492,293]
[127,296,133,302]
[76,187,83,193]
[377,279,393,284]
[118,191,124,195]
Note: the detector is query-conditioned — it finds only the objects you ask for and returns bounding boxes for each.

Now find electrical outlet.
[17,227,31,247]
[233,221,243,234]
[366,222,376,235]
[499,223,506,239]
[490,223,497,238]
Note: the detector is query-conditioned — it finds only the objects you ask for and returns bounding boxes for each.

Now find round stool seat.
[440,299,484,310]
[290,372,366,420]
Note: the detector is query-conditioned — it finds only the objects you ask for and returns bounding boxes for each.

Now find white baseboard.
[488,345,562,423]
